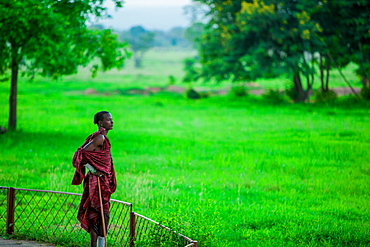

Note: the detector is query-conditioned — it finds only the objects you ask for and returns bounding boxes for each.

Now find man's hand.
[95,171,107,177]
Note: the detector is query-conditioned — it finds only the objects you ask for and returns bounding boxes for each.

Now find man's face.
[100,113,114,130]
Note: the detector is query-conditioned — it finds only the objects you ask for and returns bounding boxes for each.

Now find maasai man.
[72,111,116,247]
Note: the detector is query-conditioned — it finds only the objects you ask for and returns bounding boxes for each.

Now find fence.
[0,187,197,247]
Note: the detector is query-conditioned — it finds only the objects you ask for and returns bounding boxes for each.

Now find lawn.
[0,48,369,246]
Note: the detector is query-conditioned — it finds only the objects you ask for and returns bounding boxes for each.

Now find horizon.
[96,0,194,31]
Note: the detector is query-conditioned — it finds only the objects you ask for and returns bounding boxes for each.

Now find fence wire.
[0,187,7,235]
[0,187,197,247]
[133,213,196,247]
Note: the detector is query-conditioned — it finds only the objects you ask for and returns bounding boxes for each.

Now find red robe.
[72,127,117,233]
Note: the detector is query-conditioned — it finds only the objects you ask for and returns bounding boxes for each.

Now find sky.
[97,0,194,31]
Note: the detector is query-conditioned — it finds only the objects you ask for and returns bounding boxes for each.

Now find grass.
[0,48,369,246]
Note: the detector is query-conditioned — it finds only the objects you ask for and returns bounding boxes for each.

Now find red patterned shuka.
[72,127,116,233]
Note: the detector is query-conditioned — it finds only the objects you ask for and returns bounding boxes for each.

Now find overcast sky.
[97,0,194,31]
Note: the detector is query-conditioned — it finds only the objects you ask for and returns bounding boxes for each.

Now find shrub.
[199,91,211,98]
[314,89,338,103]
[185,88,201,99]
[360,86,370,100]
[285,86,309,102]
[262,89,286,104]
[285,86,297,102]
[230,84,248,97]
[168,75,176,85]
[183,57,200,83]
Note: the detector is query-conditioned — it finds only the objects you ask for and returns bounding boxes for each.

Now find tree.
[191,0,323,101]
[184,22,205,49]
[0,0,129,130]
[339,1,370,89]
[167,27,189,47]
[192,0,369,102]
[120,26,155,68]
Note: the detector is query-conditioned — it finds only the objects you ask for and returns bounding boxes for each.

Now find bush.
[199,91,211,98]
[183,57,200,83]
[314,89,338,103]
[168,75,176,85]
[285,86,297,102]
[360,86,370,100]
[230,84,248,97]
[185,88,201,99]
[285,86,310,102]
[262,89,286,104]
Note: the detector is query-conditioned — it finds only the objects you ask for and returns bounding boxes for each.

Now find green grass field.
[0,48,369,246]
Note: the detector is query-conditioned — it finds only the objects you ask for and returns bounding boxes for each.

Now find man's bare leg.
[90,229,98,247]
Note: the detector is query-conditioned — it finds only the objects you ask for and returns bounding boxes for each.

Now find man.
[72,111,116,247]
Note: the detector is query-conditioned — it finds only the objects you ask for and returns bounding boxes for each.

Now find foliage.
[149,27,191,48]
[285,85,299,102]
[313,89,338,104]
[0,0,128,130]
[184,22,206,49]
[199,91,211,98]
[360,86,370,100]
[183,57,201,83]
[230,84,248,97]
[185,88,201,99]
[167,27,189,47]
[191,0,370,102]
[262,89,286,104]
[341,1,370,88]
[168,75,176,85]
[120,26,155,68]
[0,0,126,77]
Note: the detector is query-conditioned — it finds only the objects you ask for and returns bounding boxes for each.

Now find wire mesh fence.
[0,187,7,235]
[0,187,197,247]
[132,213,196,247]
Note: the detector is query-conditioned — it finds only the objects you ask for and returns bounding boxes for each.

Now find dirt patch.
[67,85,360,97]
[332,87,360,96]
[84,88,98,95]
[249,89,265,95]
[164,85,186,93]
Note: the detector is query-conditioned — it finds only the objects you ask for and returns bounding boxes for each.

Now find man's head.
[94,111,114,130]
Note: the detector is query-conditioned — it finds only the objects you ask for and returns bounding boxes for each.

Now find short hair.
[94,111,110,124]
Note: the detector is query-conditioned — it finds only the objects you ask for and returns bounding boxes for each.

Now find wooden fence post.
[129,212,136,247]
[6,187,15,235]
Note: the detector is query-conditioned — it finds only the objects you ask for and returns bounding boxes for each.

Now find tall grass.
[0,48,369,246]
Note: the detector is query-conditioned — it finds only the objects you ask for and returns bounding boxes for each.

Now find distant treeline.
[90,24,195,48]
[90,24,201,68]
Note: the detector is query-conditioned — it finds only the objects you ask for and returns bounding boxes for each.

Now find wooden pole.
[129,212,136,247]
[6,187,15,235]
[98,177,107,247]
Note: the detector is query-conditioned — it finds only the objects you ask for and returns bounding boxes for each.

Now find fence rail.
[0,187,197,247]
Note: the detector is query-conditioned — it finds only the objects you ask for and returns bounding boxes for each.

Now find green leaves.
[191,0,370,101]
[0,0,129,79]
[0,0,130,129]
[120,26,155,68]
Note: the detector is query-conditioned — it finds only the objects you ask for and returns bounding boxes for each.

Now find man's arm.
[83,134,107,176]
[83,134,105,151]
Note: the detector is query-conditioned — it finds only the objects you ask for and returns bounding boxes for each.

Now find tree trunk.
[357,42,370,89]
[293,72,305,102]
[319,54,325,91]
[325,66,330,91]
[134,53,142,68]
[9,48,19,130]
[134,57,141,68]
[362,77,370,88]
